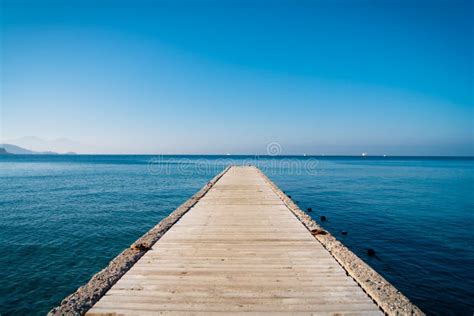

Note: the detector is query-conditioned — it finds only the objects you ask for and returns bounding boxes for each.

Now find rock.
[311,229,327,236]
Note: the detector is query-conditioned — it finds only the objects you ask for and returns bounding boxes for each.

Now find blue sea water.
[0,155,473,315]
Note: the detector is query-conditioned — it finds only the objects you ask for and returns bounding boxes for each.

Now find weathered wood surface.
[87,166,382,315]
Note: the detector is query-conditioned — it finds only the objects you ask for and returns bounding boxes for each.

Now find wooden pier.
[86,166,383,315]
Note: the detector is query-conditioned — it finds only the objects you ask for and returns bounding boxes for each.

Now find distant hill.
[0,144,74,155]
[3,136,84,154]
[0,147,12,155]
[1,144,36,154]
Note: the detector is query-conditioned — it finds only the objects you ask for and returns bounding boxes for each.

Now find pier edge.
[255,166,425,316]
[48,165,231,316]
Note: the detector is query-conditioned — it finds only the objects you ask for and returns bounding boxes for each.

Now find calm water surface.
[0,155,473,315]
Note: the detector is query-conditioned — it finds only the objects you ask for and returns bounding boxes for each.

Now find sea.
[0,155,473,315]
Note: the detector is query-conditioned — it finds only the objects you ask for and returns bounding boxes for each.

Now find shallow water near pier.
[0,155,473,315]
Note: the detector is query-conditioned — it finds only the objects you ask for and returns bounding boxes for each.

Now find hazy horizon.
[2,136,474,157]
[1,0,473,155]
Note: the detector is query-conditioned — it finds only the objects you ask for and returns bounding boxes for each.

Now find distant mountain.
[0,144,70,155]
[1,144,37,154]
[0,147,12,155]
[4,136,85,153]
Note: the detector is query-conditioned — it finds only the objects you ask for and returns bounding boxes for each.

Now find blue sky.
[1,0,473,155]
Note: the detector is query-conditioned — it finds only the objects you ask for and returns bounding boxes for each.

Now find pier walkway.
[87,166,382,315]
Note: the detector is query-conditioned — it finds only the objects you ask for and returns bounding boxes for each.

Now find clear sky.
[1,0,473,155]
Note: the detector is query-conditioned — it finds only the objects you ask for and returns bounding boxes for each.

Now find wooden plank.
[87,166,382,315]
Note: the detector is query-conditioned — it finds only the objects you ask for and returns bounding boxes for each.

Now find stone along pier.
[52,166,423,315]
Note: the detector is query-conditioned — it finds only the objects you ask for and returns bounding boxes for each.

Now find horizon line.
[3,153,474,158]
